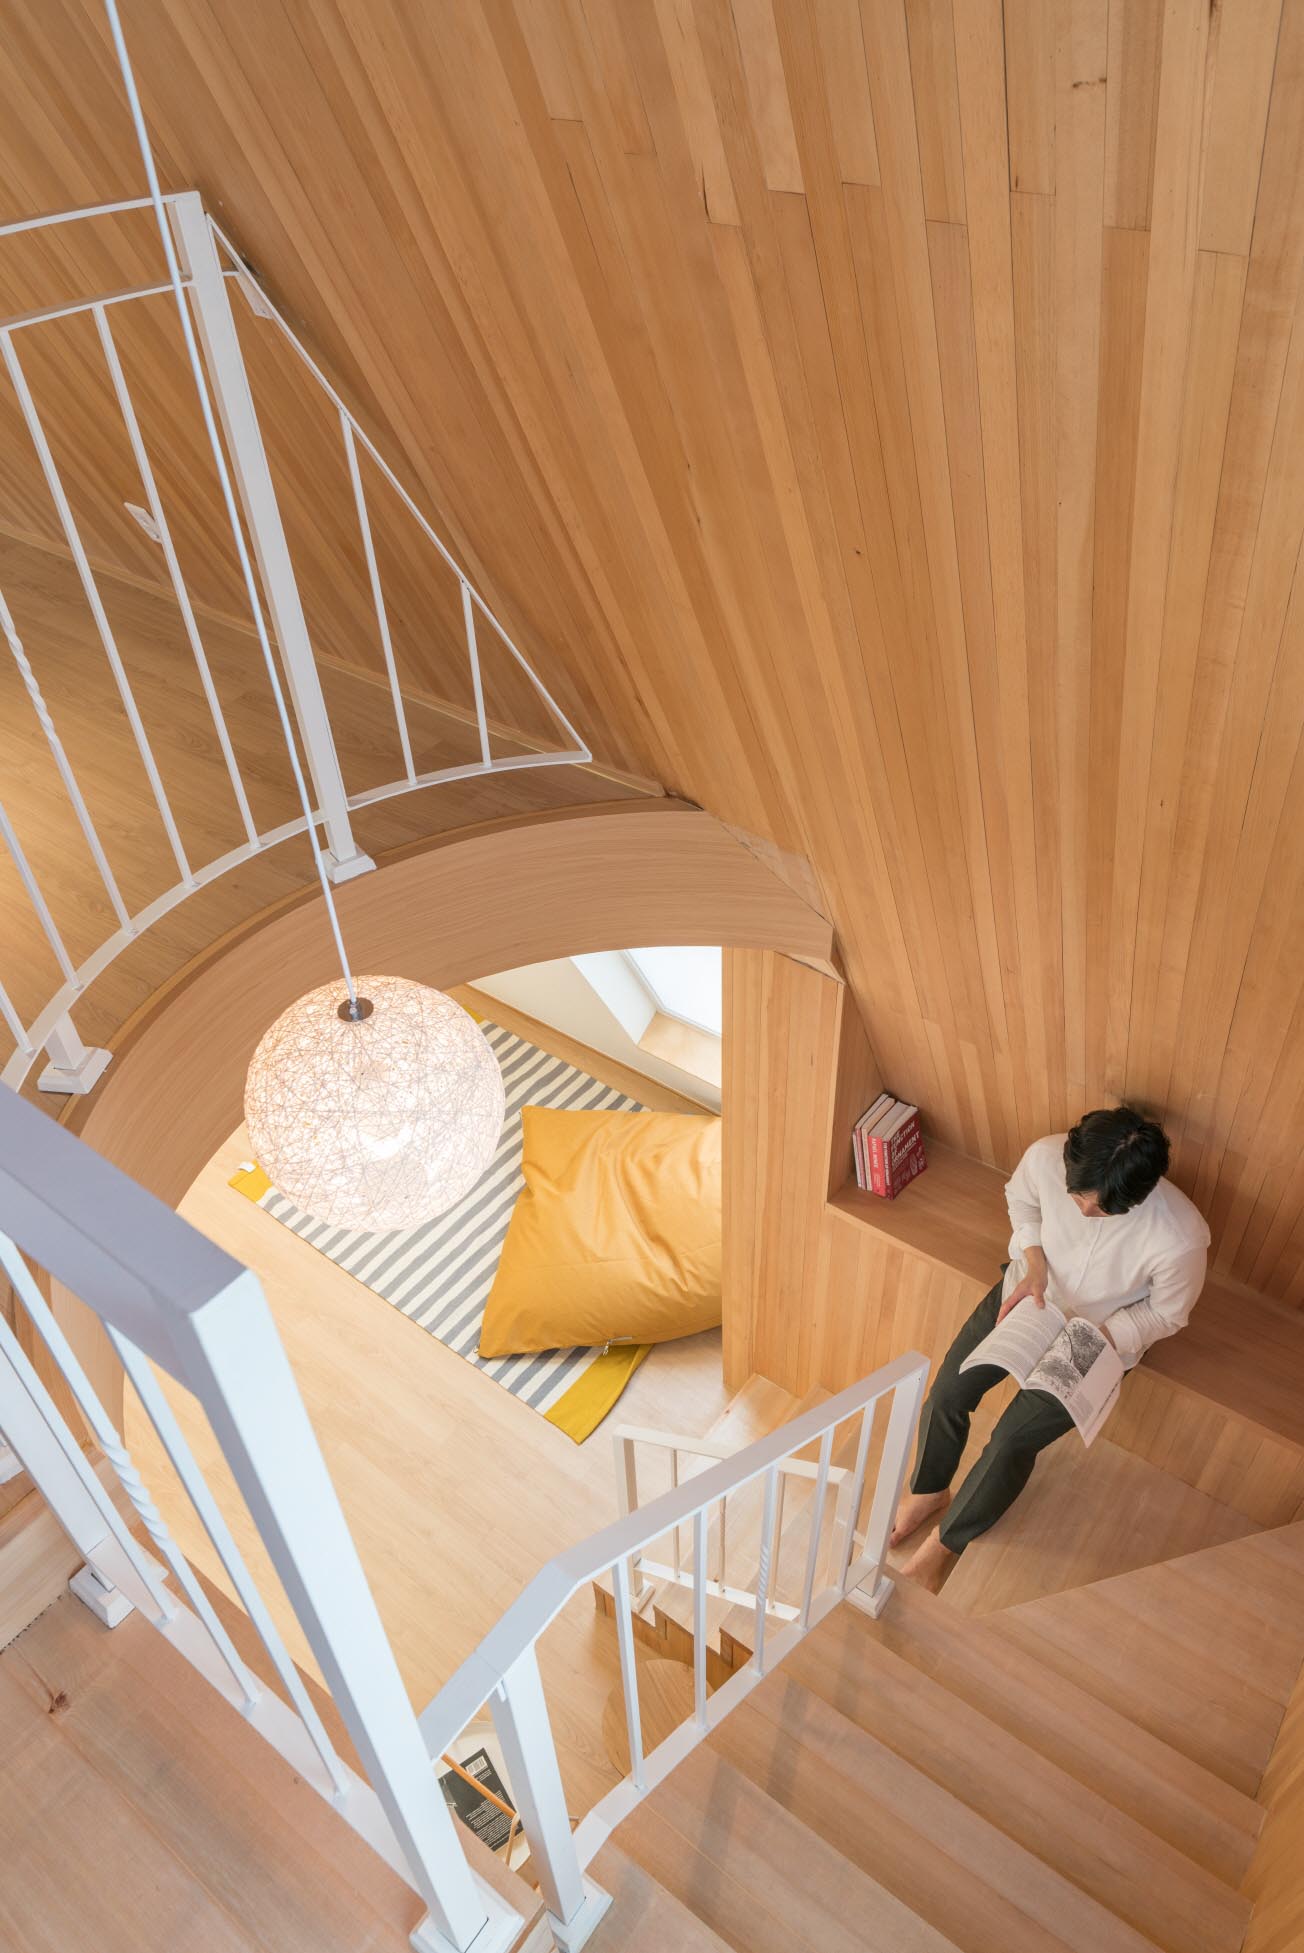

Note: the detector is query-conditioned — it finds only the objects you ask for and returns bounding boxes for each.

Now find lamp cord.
[101,0,361,1016]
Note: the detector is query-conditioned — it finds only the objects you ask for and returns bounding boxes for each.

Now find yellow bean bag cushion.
[478,1107,722,1357]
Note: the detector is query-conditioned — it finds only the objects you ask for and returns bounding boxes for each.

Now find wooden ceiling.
[4,1,1304,1301]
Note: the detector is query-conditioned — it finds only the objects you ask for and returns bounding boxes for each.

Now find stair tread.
[788,1609,1249,1952]
[841,1581,1260,1868]
[585,1845,734,1951]
[998,1519,1304,1643]
[999,1587,1287,1793]
[624,1745,963,1953]
[713,1675,1167,1953]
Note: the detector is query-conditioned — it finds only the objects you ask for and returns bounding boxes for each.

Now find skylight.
[624,946,722,1038]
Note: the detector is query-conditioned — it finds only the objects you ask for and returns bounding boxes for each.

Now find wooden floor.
[0,1594,447,1952]
[126,1063,729,1818]
[0,528,646,1082]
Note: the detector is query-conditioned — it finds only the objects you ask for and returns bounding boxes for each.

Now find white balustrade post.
[167,192,372,885]
[612,1432,650,1603]
[847,1365,930,1621]
[37,1011,111,1096]
[174,1269,518,1953]
[0,1307,172,1627]
[490,1649,612,1952]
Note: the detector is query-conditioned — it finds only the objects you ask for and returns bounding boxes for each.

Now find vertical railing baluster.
[0,580,130,929]
[1,329,192,886]
[611,1556,646,1791]
[111,1327,349,1795]
[0,979,32,1057]
[716,1491,728,1590]
[0,795,77,986]
[670,1446,681,1578]
[1,1236,255,1702]
[838,1405,876,1589]
[614,1431,648,1602]
[856,1371,931,1614]
[94,302,258,848]
[461,578,493,768]
[340,410,416,785]
[800,1429,835,1627]
[772,1468,788,1607]
[752,1467,781,1676]
[692,1511,708,1729]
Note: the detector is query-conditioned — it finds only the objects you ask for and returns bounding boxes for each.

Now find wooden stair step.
[702,1376,809,1451]
[1095,1560,1304,1700]
[1174,1526,1304,1629]
[621,1744,963,1952]
[713,1676,1165,1953]
[584,1844,733,1951]
[784,1609,1249,1953]
[839,1582,1261,1885]
[996,1590,1284,1795]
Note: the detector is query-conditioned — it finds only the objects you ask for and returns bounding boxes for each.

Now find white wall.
[472,957,721,1111]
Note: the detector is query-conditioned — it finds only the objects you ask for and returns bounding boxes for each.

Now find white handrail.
[0,1081,522,1953]
[0,188,593,1096]
[414,1349,928,1946]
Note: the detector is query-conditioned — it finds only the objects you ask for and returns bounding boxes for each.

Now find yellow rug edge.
[544,1341,652,1444]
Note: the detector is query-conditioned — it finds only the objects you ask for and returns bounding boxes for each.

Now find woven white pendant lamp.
[245,975,505,1232]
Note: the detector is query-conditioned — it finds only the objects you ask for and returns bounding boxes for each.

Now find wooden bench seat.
[829,1145,1304,1525]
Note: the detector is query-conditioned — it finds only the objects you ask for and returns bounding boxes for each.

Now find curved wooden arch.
[67,799,831,1215]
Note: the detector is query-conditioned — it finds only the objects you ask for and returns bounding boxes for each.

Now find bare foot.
[890,1487,951,1548]
[898,1528,958,1596]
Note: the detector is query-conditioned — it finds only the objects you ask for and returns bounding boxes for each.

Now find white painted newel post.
[490,1649,612,1951]
[167,191,372,885]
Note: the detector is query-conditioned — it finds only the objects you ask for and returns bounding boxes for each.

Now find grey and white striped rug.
[234,1017,647,1421]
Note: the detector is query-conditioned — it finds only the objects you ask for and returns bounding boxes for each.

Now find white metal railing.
[0,1081,524,1953]
[610,1420,857,1622]
[415,1351,929,1950]
[0,188,591,1096]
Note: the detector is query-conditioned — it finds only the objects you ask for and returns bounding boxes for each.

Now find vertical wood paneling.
[4,0,1304,1300]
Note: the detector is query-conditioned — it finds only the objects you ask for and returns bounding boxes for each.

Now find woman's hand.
[997,1246,1049,1323]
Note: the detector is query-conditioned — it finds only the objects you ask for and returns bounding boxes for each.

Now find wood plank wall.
[1243,1652,1304,1953]
[5,3,1304,1297]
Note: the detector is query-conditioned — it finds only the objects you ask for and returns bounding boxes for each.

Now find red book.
[883,1132,927,1199]
[868,1102,918,1192]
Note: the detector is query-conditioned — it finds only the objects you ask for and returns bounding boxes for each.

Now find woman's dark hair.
[1063,1106,1170,1215]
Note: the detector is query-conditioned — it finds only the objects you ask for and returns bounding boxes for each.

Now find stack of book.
[853,1093,927,1199]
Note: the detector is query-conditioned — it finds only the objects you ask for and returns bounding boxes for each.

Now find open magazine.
[960,1296,1125,1445]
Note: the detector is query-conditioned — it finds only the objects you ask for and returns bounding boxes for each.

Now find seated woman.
[892,1105,1209,1593]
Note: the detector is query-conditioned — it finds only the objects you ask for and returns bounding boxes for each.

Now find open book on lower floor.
[960,1296,1125,1444]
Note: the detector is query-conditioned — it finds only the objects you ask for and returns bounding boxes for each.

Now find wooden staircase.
[580,1522,1304,1952]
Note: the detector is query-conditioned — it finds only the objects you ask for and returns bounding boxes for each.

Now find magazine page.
[958,1296,1066,1387]
[1025,1319,1125,1446]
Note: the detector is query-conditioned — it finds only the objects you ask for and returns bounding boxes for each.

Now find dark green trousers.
[910,1277,1075,1554]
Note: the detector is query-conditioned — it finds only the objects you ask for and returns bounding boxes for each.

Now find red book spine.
[883,1135,927,1199]
[867,1130,888,1197]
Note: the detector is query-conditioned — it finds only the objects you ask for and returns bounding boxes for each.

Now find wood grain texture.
[1244,1634,1304,1953]
[727,947,1304,1527]
[3,2,1304,1299]
[45,800,828,1428]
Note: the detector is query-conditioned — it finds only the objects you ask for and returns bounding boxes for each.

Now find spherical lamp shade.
[244,975,505,1232]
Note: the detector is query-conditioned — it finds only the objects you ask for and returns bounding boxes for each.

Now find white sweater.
[1002,1135,1210,1368]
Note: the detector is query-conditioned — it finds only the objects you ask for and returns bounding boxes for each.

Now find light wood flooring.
[126,1102,729,1820]
[0,528,646,1083]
